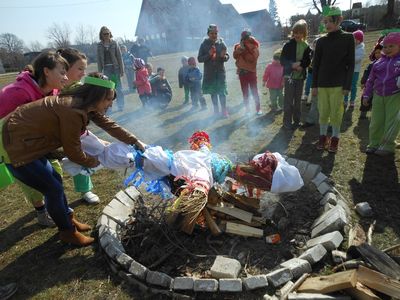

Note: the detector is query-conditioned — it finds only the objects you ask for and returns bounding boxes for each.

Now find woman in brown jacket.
[0,73,146,247]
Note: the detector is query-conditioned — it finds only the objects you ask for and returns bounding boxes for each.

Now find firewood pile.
[166,179,280,242]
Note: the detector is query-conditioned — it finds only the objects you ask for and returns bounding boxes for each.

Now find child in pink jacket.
[263,50,284,112]
[133,58,151,107]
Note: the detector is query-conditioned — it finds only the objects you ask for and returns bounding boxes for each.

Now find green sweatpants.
[269,88,283,109]
[369,93,400,152]
[184,85,190,102]
[73,174,93,193]
[317,87,344,129]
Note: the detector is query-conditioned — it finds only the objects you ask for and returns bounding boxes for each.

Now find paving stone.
[286,158,298,167]
[99,231,124,252]
[279,258,312,279]
[118,271,149,293]
[115,190,135,207]
[104,242,124,260]
[299,244,327,265]
[336,198,351,217]
[306,231,344,251]
[173,277,194,290]
[311,206,348,238]
[219,278,242,292]
[96,214,119,231]
[295,160,309,176]
[303,163,322,183]
[103,199,131,226]
[98,223,118,239]
[320,192,337,206]
[266,268,293,288]
[146,271,173,288]
[288,293,351,299]
[321,202,335,214]
[210,256,241,279]
[125,186,142,200]
[115,252,133,270]
[129,260,148,281]
[243,275,269,290]
[317,182,333,195]
[313,205,346,228]
[311,172,327,187]
[355,202,373,217]
[193,279,218,292]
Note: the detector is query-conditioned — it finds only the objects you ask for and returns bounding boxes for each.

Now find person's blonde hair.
[291,19,308,40]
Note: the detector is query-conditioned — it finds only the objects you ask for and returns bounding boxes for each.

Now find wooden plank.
[348,243,400,280]
[203,208,222,236]
[208,204,253,223]
[357,265,400,298]
[220,191,260,214]
[225,222,263,238]
[345,282,381,300]
[297,270,357,294]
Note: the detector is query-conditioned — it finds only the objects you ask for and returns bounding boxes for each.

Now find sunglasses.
[103,32,110,36]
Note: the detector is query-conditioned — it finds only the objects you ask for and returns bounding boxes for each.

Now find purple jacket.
[363,53,400,99]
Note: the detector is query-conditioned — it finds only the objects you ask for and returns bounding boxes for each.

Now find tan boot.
[59,228,94,247]
[70,213,92,232]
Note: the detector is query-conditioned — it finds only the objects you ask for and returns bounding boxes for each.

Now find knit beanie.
[353,30,364,43]
[133,58,145,69]
[241,30,251,39]
[383,32,400,47]
[207,24,218,34]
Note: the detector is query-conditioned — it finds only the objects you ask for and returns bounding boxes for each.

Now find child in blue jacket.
[186,57,207,110]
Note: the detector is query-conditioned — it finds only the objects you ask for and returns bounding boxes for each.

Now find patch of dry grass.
[1,30,399,299]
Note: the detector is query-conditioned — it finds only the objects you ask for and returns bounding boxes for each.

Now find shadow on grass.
[348,154,400,236]
[0,211,39,254]
[293,125,336,176]
[0,231,146,299]
[353,117,370,152]
[257,127,294,154]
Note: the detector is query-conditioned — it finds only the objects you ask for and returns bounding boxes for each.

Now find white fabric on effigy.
[142,145,213,185]
[62,131,134,176]
[264,152,303,193]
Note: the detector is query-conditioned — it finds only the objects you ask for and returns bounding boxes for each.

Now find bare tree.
[75,24,89,45]
[87,25,98,45]
[47,23,71,48]
[28,41,44,52]
[0,33,25,53]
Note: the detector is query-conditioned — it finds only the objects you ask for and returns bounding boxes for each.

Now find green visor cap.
[322,6,342,17]
[83,76,115,89]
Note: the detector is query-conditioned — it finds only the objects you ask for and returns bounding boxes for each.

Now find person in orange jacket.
[233,30,262,115]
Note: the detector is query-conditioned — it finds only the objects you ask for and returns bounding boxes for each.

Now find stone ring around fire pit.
[97,157,351,297]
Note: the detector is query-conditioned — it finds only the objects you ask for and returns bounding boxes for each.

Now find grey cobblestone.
[193,279,218,292]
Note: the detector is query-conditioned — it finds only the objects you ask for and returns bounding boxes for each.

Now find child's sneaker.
[328,137,339,153]
[301,95,308,101]
[365,147,377,154]
[82,191,100,204]
[37,210,56,227]
[256,110,263,116]
[317,135,327,150]
[349,102,355,109]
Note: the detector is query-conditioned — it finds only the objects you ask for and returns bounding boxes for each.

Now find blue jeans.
[6,158,73,230]
[304,72,313,96]
[344,72,360,104]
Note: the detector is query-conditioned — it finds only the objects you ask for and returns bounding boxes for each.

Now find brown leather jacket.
[2,96,138,167]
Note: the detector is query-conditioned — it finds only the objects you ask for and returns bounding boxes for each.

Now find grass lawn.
[1,30,399,299]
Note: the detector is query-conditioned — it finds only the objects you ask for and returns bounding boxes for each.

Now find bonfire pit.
[97,157,358,298]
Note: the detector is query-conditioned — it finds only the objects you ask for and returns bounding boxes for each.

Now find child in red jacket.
[133,58,151,107]
[263,50,284,112]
